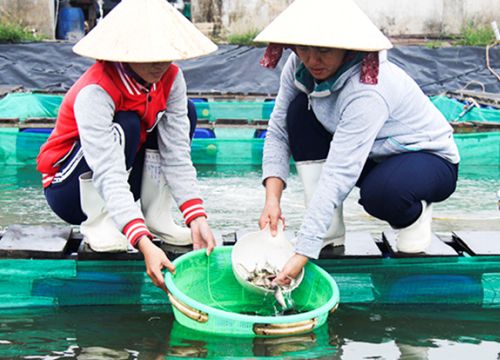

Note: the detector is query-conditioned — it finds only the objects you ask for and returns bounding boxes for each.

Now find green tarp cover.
[1,93,499,122]
[430,96,500,122]
[0,93,63,120]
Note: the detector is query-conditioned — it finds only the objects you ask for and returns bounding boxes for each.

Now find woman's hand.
[274,254,309,286]
[260,177,286,236]
[259,200,285,236]
[189,216,216,255]
[137,235,174,294]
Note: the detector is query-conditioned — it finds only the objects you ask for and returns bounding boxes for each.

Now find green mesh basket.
[165,247,339,337]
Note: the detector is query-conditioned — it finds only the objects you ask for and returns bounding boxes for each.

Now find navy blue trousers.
[45,102,197,225]
[287,93,458,228]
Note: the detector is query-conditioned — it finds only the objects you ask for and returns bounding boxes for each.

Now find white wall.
[0,0,55,38]
[194,0,500,37]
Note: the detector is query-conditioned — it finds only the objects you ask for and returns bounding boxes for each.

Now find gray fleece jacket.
[262,52,460,259]
[74,69,200,231]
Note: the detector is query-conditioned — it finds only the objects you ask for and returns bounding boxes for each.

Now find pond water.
[1,304,499,359]
[1,164,499,235]
[0,160,499,359]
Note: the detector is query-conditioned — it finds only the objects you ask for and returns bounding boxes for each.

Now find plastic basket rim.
[165,247,340,324]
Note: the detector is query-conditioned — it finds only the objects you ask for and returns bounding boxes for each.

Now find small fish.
[274,286,287,309]
[238,262,293,309]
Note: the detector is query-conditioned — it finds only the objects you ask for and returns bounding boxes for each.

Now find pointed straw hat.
[254,0,392,51]
[73,0,217,62]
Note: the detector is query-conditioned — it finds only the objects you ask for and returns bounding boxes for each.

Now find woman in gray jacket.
[256,0,460,284]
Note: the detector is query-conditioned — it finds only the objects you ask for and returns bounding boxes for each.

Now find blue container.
[57,6,85,41]
[193,128,216,139]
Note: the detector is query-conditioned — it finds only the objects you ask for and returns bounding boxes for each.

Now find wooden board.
[236,230,382,259]
[75,230,233,260]
[383,229,458,257]
[452,231,500,256]
[0,224,72,258]
[319,232,382,259]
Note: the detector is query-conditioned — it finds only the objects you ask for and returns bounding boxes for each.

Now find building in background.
[0,0,498,40]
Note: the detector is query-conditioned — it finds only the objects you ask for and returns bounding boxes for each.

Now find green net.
[1,93,499,123]
[430,96,500,122]
[1,128,499,173]
[194,100,274,121]
[316,256,500,308]
[0,93,63,120]
[0,93,498,175]
[0,254,498,310]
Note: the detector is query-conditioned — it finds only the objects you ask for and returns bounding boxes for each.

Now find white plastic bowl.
[231,223,304,295]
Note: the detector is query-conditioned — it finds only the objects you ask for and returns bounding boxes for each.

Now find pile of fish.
[238,262,297,310]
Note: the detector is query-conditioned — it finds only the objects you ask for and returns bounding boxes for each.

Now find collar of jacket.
[293,51,364,97]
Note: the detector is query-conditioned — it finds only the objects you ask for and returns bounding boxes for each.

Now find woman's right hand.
[137,235,175,294]
[259,177,286,236]
[259,200,285,236]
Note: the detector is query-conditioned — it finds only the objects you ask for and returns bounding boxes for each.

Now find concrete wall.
[193,0,500,37]
[0,0,55,38]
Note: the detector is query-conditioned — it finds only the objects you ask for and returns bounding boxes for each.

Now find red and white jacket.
[37,61,206,247]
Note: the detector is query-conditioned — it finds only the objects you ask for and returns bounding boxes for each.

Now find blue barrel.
[57,6,85,41]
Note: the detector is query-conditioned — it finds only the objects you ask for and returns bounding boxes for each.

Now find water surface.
[1,164,499,235]
[0,304,499,359]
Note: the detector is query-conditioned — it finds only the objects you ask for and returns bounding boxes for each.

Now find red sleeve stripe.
[123,219,152,247]
[180,198,203,211]
[181,203,204,217]
[184,209,207,225]
[180,199,207,225]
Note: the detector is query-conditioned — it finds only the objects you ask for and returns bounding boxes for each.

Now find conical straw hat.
[254,0,392,51]
[73,0,218,62]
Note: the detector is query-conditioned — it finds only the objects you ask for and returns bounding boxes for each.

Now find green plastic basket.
[165,247,339,337]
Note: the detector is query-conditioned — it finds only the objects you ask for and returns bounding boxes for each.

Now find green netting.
[0,93,63,120]
[1,93,499,123]
[195,101,274,121]
[430,96,500,122]
[0,255,498,310]
[316,256,500,308]
[454,132,500,166]
[1,129,499,172]
[0,259,165,309]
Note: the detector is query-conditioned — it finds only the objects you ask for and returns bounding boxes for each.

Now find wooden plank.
[236,230,382,259]
[452,231,500,256]
[222,231,237,246]
[451,121,500,133]
[0,224,72,259]
[319,232,382,259]
[20,118,56,129]
[77,240,144,260]
[383,229,458,257]
[0,85,23,97]
[0,118,20,127]
[446,90,500,108]
[77,238,197,261]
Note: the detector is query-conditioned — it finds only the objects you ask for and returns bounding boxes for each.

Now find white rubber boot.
[296,160,346,247]
[141,149,192,246]
[79,172,128,252]
[396,200,433,253]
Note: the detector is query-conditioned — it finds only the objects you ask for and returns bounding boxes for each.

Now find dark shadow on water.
[0,304,499,359]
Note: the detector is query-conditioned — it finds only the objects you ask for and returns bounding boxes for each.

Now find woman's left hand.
[273,253,309,286]
[189,216,216,255]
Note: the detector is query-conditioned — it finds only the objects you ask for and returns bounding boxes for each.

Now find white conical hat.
[73,0,217,62]
[254,0,392,51]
